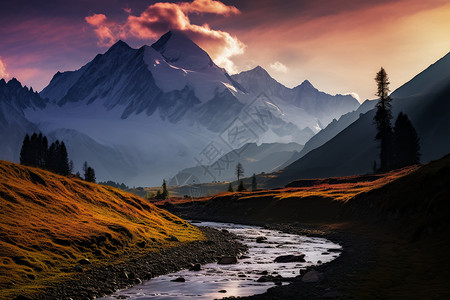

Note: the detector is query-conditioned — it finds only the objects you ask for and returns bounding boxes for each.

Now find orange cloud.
[85,0,244,72]
[85,14,127,47]
[0,57,9,79]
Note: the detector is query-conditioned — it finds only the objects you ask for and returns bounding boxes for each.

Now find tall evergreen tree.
[85,166,96,183]
[251,174,257,191]
[20,134,31,165]
[236,162,244,182]
[392,112,421,168]
[228,182,234,192]
[373,67,393,172]
[59,142,70,176]
[237,180,246,191]
[161,179,169,199]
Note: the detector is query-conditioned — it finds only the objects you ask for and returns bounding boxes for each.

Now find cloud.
[85,14,127,47]
[85,0,244,72]
[0,57,9,79]
[269,61,288,73]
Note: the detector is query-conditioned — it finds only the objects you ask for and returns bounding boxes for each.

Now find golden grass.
[0,160,204,298]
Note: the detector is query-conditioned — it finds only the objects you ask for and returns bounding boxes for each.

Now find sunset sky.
[1,0,449,102]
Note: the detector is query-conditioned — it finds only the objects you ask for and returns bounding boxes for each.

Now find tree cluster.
[83,161,96,183]
[20,133,70,176]
[155,179,169,199]
[99,180,129,190]
[373,68,420,172]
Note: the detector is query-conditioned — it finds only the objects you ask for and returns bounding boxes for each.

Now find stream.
[101,221,341,299]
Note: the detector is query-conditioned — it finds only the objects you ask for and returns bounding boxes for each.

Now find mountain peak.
[151,30,214,70]
[250,65,271,76]
[107,40,132,53]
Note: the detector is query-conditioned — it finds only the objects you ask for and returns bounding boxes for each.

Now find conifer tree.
[251,174,257,191]
[59,142,70,176]
[85,166,96,183]
[161,179,169,199]
[373,67,393,172]
[237,180,246,191]
[20,134,31,165]
[228,182,234,192]
[236,162,244,182]
[392,112,420,168]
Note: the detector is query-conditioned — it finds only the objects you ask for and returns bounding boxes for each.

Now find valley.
[1,3,450,299]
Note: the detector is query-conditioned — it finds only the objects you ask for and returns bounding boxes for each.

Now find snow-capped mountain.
[232,66,360,128]
[1,31,360,186]
[269,52,450,187]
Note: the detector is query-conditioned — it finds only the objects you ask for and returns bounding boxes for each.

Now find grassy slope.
[0,160,204,299]
[163,155,450,298]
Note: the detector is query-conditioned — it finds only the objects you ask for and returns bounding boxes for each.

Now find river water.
[101,221,341,299]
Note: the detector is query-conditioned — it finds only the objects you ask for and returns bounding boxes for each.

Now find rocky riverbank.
[231,223,377,299]
[23,227,247,300]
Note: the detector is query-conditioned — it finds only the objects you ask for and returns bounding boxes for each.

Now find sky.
[0,0,449,102]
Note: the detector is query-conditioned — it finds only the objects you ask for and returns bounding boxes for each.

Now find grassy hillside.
[0,160,204,299]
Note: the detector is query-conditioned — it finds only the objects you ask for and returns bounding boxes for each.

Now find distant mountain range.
[0,31,360,185]
[270,52,450,187]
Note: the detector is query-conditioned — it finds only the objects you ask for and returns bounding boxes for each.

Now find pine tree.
[236,162,244,182]
[251,174,257,191]
[85,167,96,183]
[155,190,162,199]
[69,160,74,174]
[59,142,70,175]
[228,182,234,192]
[20,134,31,165]
[161,179,169,199]
[237,180,246,191]
[392,112,420,168]
[83,161,88,175]
[373,67,393,172]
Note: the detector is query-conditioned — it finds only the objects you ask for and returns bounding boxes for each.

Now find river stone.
[218,256,238,264]
[274,254,306,263]
[77,258,91,265]
[168,236,179,242]
[256,236,267,243]
[74,265,83,272]
[171,277,186,282]
[189,263,201,271]
[302,270,323,283]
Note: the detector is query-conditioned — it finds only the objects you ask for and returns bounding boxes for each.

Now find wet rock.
[189,263,201,271]
[258,270,269,275]
[13,295,33,300]
[74,265,83,272]
[119,271,128,279]
[143,272,153,280]
[168,236,179,242]
[239,255,251,259]
[256,236,267,243]
[327,248,342,253]
[218,290,227,293]
[257,275,274,282]
[134,278,142,284]
[218,256,238,264]
[323,291,343,298]
[302,270,323,283]
[274,254,306,263]
[77,258,91,265]
[137,241,146,248]
[171,277,186,282]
